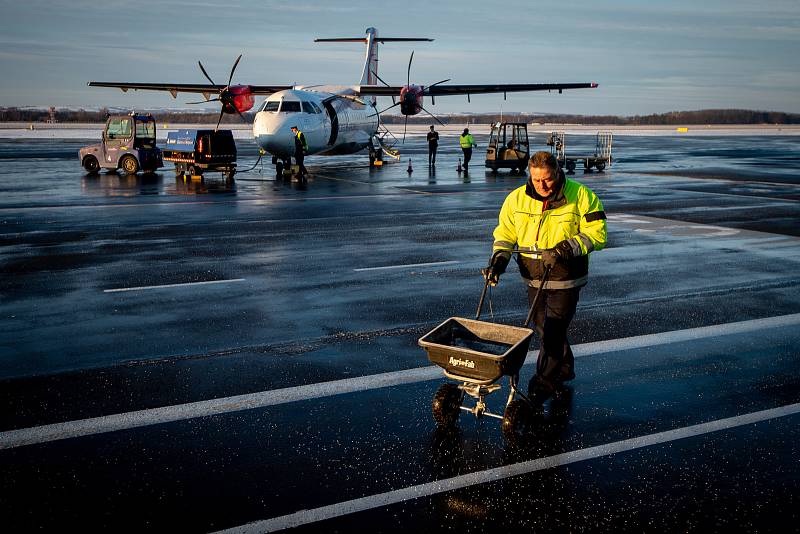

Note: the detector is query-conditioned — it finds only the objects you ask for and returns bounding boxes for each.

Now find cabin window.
[106,118,132,139]
[135,120,155,139]
[280,101,301,113]
[262,101,280,112]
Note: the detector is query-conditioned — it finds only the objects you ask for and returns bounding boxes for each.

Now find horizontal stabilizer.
[315,37,433,43]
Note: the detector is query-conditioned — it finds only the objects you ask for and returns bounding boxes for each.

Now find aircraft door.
[103,117,132,165]
[322,100,338,146]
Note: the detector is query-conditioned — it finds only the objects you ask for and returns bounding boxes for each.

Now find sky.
[1,0,799,116]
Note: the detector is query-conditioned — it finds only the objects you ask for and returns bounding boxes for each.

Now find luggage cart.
[419,250,551,440]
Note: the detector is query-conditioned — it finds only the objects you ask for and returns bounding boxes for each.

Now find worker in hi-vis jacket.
[484,151,607,406]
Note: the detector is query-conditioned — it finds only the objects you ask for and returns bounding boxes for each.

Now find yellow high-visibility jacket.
[493,178,607,289]
[459,134,475,148]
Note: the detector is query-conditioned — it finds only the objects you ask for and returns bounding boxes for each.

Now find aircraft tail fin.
[315,28,432,88]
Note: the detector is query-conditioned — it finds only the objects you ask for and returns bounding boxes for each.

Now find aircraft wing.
[87,82,293,96]
[356,82,597,96]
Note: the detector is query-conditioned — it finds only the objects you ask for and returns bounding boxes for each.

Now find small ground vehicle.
[162,129,237,180]
[419,250,552,441]
[485,122,530,173]
[79,112,163,174]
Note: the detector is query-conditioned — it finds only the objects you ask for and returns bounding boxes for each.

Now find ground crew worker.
[459,128,476,170]
[427,125,439,165]
[290,126,308,180]
[484,151,607,405]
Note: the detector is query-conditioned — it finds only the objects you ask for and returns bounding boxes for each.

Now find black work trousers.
[527,285,581,397]
[462,147,472,168]
[428,144,437,165]
[294,153,307,176]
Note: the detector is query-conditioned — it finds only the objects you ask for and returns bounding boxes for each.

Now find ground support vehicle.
[162,129,237,180]
[79,112,163,174]
[485,122,530,174]
[547,130,613,174]
[419,250,552,441]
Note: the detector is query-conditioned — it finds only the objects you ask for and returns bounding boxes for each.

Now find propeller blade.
[369,101,401,117]
[235,107,249,124]
[215,107,225,132]
[198,61,216,86]
[423,79,451,93]
[419,105,445,126]
[402,114,408,144]
[370,69,392,88]
[186,98,221,105]
[407,51,414,86]
[227,54,242,87]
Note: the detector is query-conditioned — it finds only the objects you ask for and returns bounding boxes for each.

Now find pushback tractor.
[79,112,163,175]
[419,250,552,441]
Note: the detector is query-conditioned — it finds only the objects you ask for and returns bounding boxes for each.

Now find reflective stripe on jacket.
[459,134,475,148]
[492,178,607,289]
[295,131,308,154]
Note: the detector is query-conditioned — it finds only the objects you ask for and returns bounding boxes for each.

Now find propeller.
[367,52,451,142]
[187,54,251,131]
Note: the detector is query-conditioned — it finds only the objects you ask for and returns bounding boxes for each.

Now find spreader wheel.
[432,383,463,427]
[501,399,537,441]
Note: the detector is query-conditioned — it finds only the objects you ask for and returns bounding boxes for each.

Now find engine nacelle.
[223,85,255,114]
[399,85,423,116]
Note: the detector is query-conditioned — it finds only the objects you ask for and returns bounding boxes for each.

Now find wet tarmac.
[1,129,799,532]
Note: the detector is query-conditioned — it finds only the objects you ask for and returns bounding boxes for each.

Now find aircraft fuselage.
[253,88,379,160]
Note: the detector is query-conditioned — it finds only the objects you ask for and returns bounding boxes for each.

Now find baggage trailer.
[547,130,612,174]
[162,129,237,180]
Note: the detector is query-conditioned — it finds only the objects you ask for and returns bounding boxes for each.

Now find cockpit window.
[302,101,317,114]
[280,101,301,112]
[310,102,322,114]
[262,101,280,112]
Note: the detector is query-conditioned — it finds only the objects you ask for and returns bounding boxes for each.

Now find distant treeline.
[383,109,800,125]
[2,107,798,125]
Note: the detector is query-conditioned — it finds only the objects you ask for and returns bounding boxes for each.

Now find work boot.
[527,377,551,406]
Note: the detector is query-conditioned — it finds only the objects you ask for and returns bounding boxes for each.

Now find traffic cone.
[407,158,413,174]
[457,158,462,173]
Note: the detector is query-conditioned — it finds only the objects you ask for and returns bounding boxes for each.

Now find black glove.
[482,253,510,285]
[541,249,560,269]
[542,239,578,269]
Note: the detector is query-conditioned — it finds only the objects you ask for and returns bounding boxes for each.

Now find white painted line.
[215,401,800,533]
[1,313,798,451]
[354,261,460,272]
[103,278,246,293]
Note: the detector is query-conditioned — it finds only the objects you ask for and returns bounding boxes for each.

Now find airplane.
[88,27,597,178]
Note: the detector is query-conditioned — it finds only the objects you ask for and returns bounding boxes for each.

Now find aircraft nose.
[254,112,295,156]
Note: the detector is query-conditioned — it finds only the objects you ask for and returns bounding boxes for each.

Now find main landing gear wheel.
[501,399,537,441]
[432,383,463,427]
[83,155,99,174]
[120,155,139,175]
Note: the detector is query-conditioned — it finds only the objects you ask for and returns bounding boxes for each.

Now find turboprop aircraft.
[88,27,597,177]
